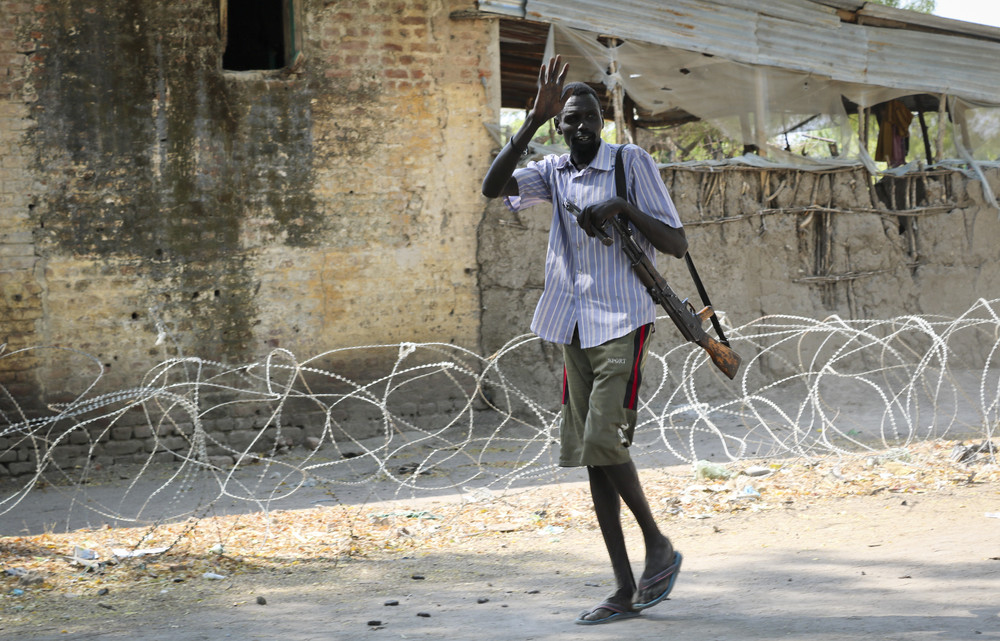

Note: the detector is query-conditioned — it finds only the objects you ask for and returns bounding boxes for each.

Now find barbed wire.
[1,299,998,544]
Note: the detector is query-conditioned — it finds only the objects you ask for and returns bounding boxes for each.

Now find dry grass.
[1,438,997,607]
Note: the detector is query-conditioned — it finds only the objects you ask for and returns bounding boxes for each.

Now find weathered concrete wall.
[478,163,1000,401]
[4,0,998,475]
[0,0,495,473]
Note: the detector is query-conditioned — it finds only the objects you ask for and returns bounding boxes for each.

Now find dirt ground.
[1,444,1000,641]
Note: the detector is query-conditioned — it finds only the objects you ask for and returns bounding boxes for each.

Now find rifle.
[564,200,742,380]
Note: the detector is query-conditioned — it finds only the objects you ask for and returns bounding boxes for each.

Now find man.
[481,56,687,625]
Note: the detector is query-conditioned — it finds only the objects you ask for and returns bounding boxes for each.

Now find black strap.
[685,253,731,346]
[613,145,630,229]
[614,145,731,347]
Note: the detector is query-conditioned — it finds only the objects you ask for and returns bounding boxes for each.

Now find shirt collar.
[555,140,614,173]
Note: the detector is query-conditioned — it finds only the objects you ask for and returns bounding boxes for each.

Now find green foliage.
[639,121,744,163]
[867,0,936,13]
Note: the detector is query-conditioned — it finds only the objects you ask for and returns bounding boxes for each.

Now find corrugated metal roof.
[855,3,1000,43]
[754,12,867,78]
[477,0,525,18]
[480,0,1000,105]
[810,0,863,10]
[862,26,1000,102]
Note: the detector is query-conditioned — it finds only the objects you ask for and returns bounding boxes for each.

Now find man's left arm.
[617,199,687,258]
[578,147,688,258]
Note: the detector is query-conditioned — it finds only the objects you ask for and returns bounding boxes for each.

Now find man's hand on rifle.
[579,195,689,259]
[578,197,628,238]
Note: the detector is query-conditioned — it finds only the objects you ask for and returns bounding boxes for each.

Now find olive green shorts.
[558,324,653,467]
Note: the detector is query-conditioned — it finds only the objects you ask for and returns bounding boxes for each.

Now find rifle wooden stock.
[643,261,743,380]
[695,334,742,380]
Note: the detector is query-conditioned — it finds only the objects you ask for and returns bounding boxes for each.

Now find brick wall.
[0,0,495,475]
[0,1,42,419]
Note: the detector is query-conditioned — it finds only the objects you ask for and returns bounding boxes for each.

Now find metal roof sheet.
[854,3,1000,43]
[477,0,525,18]
[482,0,1000,105]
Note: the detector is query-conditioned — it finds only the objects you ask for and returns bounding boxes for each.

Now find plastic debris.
[112,547,168,559]
[372,510,440,520]
[743,465,773,477]
[68,547,101,571]
[202,572,226,580]
[695,460,734,480]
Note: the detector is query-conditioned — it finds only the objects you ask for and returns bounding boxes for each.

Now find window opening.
[221,0,299,71]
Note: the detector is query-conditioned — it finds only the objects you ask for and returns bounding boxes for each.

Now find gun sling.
[614,144,732,347]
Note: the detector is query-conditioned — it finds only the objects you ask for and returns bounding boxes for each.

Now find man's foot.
[575,593,641,625]
[633,548,683,610]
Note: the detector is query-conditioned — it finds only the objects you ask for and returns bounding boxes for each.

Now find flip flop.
[574,600,641,625]
[633,551,683,610]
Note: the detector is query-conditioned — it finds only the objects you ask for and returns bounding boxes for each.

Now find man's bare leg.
[599,460,679,606]
[576,465,637,623]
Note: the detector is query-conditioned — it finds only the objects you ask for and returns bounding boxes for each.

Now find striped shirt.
[505,141,683,349]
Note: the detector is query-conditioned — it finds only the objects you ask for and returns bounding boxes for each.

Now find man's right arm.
[482,56,568,200]
[481,116,544,198]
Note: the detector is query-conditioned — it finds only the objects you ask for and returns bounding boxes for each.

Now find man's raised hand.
[530,55,569,123]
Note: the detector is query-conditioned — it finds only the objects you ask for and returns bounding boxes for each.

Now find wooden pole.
[935,94,947,163]
[754,68,767,156]
[606,38,634,145]
[917,110,933,164]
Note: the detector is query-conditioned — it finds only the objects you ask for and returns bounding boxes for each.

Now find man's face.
[557,93,603,159]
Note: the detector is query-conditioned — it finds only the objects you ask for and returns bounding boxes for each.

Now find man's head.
[555,82,604,165]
